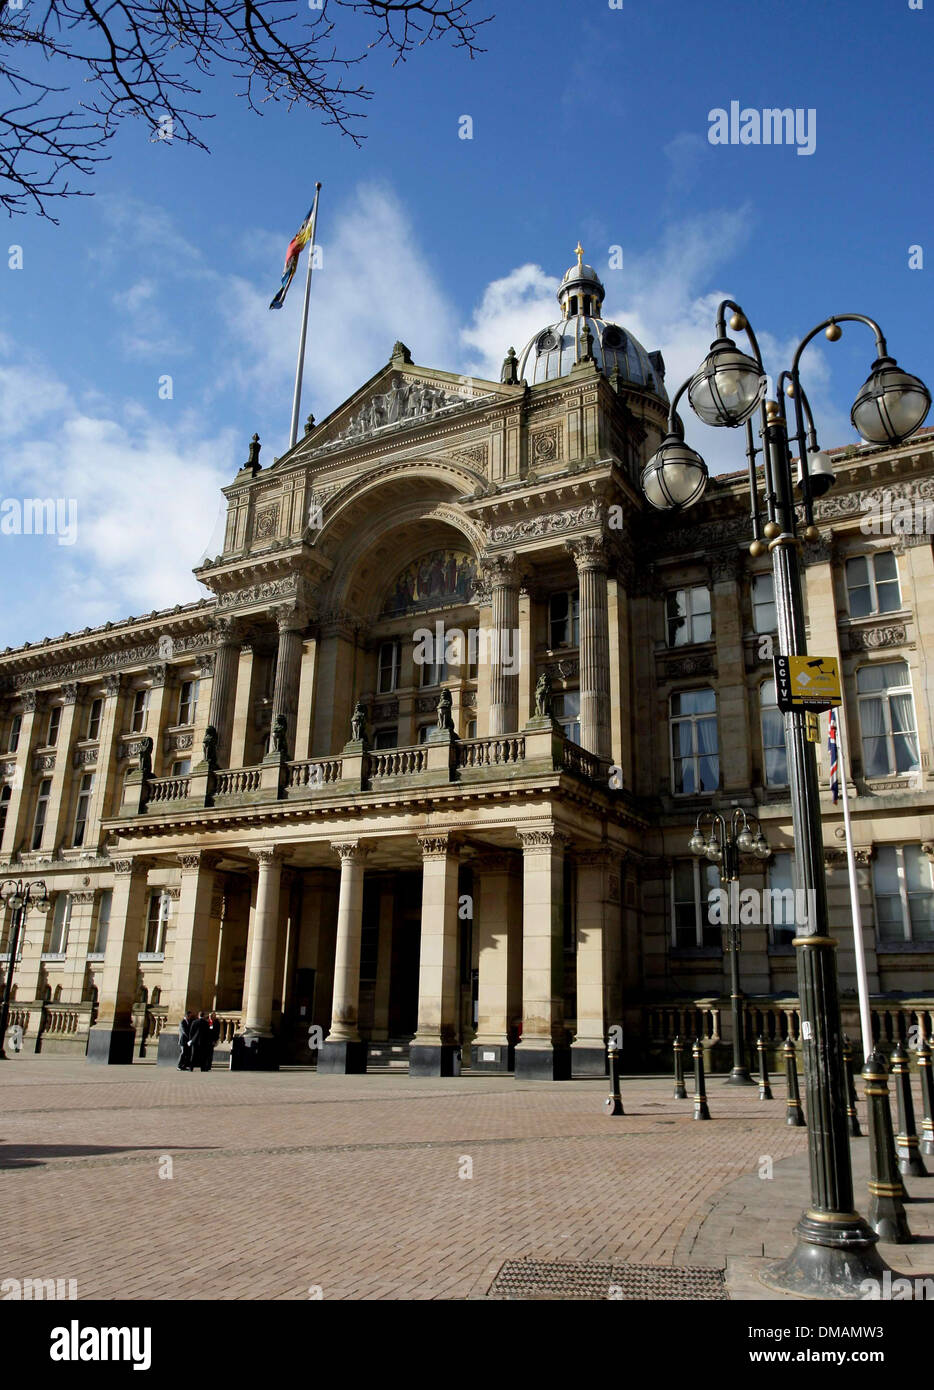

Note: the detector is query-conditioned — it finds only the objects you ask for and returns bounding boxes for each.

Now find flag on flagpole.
[828,707,839,804]
[269,202,316,310]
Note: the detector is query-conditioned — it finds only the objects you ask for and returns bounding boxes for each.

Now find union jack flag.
[828,708,839,805]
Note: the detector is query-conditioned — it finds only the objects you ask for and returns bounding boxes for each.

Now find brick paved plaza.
[2,1057,933,1302]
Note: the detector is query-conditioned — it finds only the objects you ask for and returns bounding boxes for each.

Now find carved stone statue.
[351,701,367,743]
[202,725,218,771]
[501,346,519,385]
[535,671,553,719]
[271,714,289,759]
[137,736,154,779]
[436,687,454,732]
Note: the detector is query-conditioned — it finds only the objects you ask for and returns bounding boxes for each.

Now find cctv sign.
[773,655,842,713]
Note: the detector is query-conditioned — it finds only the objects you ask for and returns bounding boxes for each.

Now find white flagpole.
[833,698,874,1061]
[288,181,322,451]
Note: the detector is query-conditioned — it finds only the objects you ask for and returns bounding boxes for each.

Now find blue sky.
[1,0,931,645]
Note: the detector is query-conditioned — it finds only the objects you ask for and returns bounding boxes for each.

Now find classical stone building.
[2,251,932,1076]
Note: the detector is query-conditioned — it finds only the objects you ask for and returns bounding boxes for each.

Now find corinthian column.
[481,553,520,735]
[270,605,308,755]
[238,847,282,1070]
[206,618,242,767]
[319,840,370,1074]
[567,536,611,759]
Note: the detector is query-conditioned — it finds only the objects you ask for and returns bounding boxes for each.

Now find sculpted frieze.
[488,501,603,546]
[4,631,213,691]
[845,623,907,652]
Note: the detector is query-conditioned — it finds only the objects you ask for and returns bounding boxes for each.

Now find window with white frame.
[670,689,719,795]
[549,590,580,649]
[32,777,52,850]
[93,890,112,954]
[144,891,171,955]
[666,585,712,647]
[873,845,934,943]
[86,698,103,741]
[8,714,21,752]
[377,640,401,694]
[554,689,580,744]
[672,859,721,949]
[846,551,901,619]
[767,852,798,947]
[73,772,94,847]
[49,894,71,954]
[47,705,61,747]
[857,661,920,777]
[130,689,150,733]
[752,573,777,633]
[177,679,199,726]
[760,680,788,787]
[420,655,449,688]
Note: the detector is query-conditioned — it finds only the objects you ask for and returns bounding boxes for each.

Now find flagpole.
[833,698,874,1061]
[288,181,322,451]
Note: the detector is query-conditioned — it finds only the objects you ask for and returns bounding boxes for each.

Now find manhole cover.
[487,1260,727,1301]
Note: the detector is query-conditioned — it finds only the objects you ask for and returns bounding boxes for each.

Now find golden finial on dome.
[575,241,584,268]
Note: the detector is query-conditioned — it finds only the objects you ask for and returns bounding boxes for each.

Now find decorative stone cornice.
[488,500,604,548]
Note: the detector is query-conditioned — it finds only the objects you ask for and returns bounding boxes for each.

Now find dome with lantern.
[513,244,667,398]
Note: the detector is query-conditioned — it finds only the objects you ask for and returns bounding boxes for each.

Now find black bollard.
[692,1039,711,1120]
[843,1034,862,1138]
[756,1036,773,1101]
[891,1041,928,1178]
[918,1039,934,1158]
[862,1049,912,1243]
[783,1039,805,1127]
[673,1035,687,1100]
[604,1043,624,1115]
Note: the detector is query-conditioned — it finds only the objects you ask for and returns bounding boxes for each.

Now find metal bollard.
[891,1041,928,1178]
[756,1036,773,1101]
[783,1039,805,1127]
[605,1042,624,1115]
[843,1034,862,1138]
[918,1039,934,1157]
[692,1039,711,1120]
[862,1049,912,1243]
[672,1035,687,1100]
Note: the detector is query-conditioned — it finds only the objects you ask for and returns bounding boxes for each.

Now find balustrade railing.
[214,1012,241,1045]
[367,746,429,780]
[456,735,525,770]
[214,768,262,797]
[146,775,190,804]
[286,759,343,793]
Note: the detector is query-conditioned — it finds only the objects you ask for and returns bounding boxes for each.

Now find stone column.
[240,846,282,1068]
[410,832,461,1076]
[482,554,521,736]
[471,852,521,1073]
[86,857,150,1064]
[4,690,45,856]
[711,549,750,791]
[371,877,395,1042]
[45,683,81,851]
[515,827,570,1080]
[319,841,370,1074]
[206,618,242,766]
[571,848,623,1076]
[156,851,217,1065]
[567,536,611,759]
[85,672,125,839]
[270,605,308,756]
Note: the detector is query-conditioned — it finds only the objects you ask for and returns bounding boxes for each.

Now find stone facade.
[2,263,933,1074]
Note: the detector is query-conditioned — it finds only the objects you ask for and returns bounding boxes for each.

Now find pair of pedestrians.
[177,1010,219,1071]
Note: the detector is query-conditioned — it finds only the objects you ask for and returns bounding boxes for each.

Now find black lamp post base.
[760,1209,890,1299]
[725,1067,755,1085]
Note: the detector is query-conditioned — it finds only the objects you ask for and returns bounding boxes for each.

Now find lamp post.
[0,878,49,1059]
[689,809,770,1084]
[642,299,929,1298]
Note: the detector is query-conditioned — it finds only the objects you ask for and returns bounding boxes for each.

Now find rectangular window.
[377,641,401,694]
[130,689,150,734]
[93,890,112,954]
[8,714,21,753]
[752,573,777,634]
[549,590,580,649]
[47,705,61,747]
[873,844,934,943]
[171,759,191,776]
[420,656,449,688]
[767,853,797,947]
[32,777,52,850]
[373,728,398,750]
[554,689,581,745]
[177,679,199,726]
[0,786,10,848]
[666,585,712,647]
[672,859,721,949]
[49,894,71,954]
[857,661,920,777]
[144,892,171,955]
[846,551,901,619]
[417,724,434,744]
[670,688,719,795]
[466,720,477,740]
[87,698,103,741]
[759,679,788,787]
[73,772,94,847]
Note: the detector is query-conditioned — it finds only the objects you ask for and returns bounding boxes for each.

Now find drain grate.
[487,1259,727,1301]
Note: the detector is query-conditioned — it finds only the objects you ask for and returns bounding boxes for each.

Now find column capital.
[147,662,169,688]
[708,547,745,585]
[331,840,372,863]
[517,827,571,854]
[20,689,45,712]
[274,602,312,635]
[478,551,521,589]
[61,682,81,705]
[566,534,609,573]
[211,615,245,646]
[111,856,153,877]
[178,850,219,873]
[250,845,284,867]
[417,832,460,860]
[103,672,124,697]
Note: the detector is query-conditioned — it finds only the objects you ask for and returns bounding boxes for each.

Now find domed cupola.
[514,243,667,398]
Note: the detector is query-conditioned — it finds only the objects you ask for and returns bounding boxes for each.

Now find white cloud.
[460,263,558,381]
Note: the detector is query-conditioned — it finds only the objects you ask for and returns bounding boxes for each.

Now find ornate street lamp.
[642,295,930,1298]
[641,430,708,512]
[0,879,49,1059]
[689,809,770,1085]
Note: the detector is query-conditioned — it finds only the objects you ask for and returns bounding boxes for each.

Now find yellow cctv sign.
[773,655,842,713]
